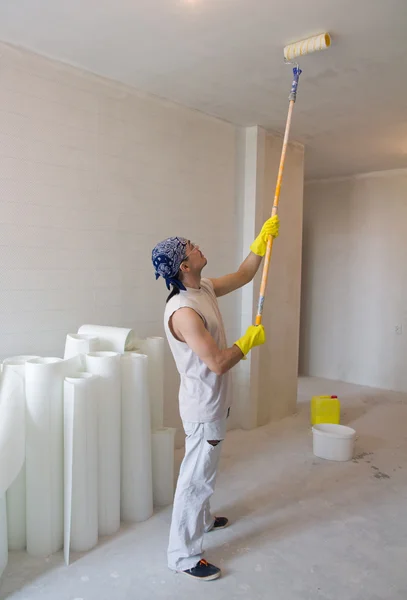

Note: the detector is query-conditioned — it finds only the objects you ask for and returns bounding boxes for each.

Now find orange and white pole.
[255,67,301,326]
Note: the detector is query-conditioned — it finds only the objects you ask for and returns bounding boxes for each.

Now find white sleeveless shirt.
[164,278,230,423]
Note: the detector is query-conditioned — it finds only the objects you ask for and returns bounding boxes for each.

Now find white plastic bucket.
[312,423,356,462]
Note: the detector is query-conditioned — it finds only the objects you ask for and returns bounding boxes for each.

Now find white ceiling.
[0,0,406,179]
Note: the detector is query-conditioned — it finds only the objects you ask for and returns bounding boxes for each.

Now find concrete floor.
[1,377,406,600]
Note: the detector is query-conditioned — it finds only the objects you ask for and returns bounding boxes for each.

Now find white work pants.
[167,416,227,571]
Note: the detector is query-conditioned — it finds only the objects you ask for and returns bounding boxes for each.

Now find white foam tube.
[151,428,176,507]
[25,355,82,557]
[3,355,38,372]
[64,373,99,565]
[120,354,153,523]
[84,352,121,536]
[140,337,165,430]
[64,334,99,360]
[0,368,25,495]
[283,33,331,61]
[2,356,38,551]
[0,495,7,579]
[78,325,138,353]
[6,469,25,552]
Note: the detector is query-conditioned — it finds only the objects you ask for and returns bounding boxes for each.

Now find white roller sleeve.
[121,354,153,523]
[283,33,331,60]
[64,334,99,359]
[84,352,121,536]
[152,428,176,507]
[0,495,7,579]
[64,373,99,565]
[78,325,138,353]
[0,368,25,496]
[2,356,38,551]
[25,356,82,557]
[140,337,165,431]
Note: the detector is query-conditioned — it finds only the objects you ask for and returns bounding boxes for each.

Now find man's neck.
[182,274,201,290]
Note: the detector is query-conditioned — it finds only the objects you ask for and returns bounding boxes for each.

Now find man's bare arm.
[209,215,280,297]
[171,307,243,375]
[209,252,262,298]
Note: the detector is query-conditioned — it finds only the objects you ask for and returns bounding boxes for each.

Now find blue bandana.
[152,237,188,291]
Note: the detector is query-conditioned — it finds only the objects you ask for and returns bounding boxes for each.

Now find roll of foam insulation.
[78,325,138,353]
[3,355,38,374]
[152,428,176,507]
[121,354,153,522]
[64,334,99,360]
[85,352,121,536]
[64,373,99,565]
[6,470,25,552]
[0,368,25,495]
[140,337,165,430]
[0,495,7,579]
[25,356,82,557]
[3,356,38,551]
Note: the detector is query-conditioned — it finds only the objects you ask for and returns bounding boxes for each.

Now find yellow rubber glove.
[234,325,266,357]
[250,215,280,256]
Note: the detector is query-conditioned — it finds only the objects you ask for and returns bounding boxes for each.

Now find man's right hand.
[234,325,266,357]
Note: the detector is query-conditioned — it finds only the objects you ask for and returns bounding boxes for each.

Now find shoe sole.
[181,570,221,581]
[208,521,229,532]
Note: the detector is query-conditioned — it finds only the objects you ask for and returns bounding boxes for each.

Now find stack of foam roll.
[139,337,176,508]
[0,324,176,577]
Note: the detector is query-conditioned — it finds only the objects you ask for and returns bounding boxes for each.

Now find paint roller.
[283,33,331,61]
[255,33,331,326]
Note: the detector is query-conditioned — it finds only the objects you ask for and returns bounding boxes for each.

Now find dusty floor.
[1,377,406,600]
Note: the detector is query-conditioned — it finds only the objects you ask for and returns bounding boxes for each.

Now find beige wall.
[236,127,304,428]
[257,134,304,425]
[300,169,407,392]
[0,43,240,444]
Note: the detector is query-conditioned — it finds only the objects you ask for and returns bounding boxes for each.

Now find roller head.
[284,33,331,61]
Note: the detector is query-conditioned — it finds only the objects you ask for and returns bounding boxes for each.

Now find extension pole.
[255,67,301,326]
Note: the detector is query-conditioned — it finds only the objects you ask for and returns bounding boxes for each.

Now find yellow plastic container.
[311,395,340,425]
